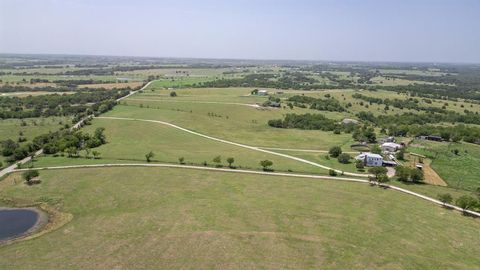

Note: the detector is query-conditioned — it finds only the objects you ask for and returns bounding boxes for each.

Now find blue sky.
[1,0,479,62]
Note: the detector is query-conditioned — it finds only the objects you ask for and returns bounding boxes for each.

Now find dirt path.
[259,147,358,154]
[97,116,370,177]
[126,98,260,108]
[0,81,154,180]
[12,164,480,218]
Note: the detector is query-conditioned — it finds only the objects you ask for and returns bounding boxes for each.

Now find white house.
[258,89,268,96]
[355,152,383,167]
[381,142,402,152]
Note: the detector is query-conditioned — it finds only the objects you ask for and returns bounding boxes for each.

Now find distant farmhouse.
[251,89,268,96]
[355,152,383,167]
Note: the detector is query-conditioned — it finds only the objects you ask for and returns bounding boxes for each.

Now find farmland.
[1,167,479,269]
[1,54,480,269]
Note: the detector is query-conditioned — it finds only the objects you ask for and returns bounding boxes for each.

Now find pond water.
[0,208,40,242]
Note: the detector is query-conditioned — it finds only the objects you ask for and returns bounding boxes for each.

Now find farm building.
[418,135,443,142]
[355,152,383,167]
[379,136,395,143]
[252,89,269,96]
[258,89,268,96]
[381,142,402,152]
[342,118,359,125]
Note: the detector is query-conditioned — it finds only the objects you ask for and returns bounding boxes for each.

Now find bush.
[170,91,177,97]
[395,166,410,181]
[337,153,351,164]
[329,169,337,176]
[260,160,273,171]
[455,195,477,211]
[22,170,39,184]
[437,193,453,206]
[410,169,424,182]
[355,159,364,169]
[329,146,342,158]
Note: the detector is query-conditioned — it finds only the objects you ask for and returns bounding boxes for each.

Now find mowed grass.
[113,88,355,150]
[274,150,364,174]
[409,140,480,191]
[34,118,329,175]
[0,167,479,269]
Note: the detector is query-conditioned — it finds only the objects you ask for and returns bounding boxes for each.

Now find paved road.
[98,116,370,177]
[12,163,480,218]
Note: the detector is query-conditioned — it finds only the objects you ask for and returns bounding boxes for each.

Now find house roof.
[355,152,383,159]
[381,142,401,148]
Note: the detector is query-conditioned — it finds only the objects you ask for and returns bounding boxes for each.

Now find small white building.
[381,142,402,152]
[355,152,383,167]
[258,89,268,96]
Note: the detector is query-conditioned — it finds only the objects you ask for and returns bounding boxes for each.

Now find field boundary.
[11,163,480,218]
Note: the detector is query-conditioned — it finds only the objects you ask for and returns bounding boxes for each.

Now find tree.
[145,151,155,162]
[226,157,235,168]
[355,159,364,170]
[368,167,387,179]
[94,127,106,144]
[455,195,477,212]
[410,169,424,182]
[92,150,100,159]
[329,169,337,176]
[66,146,78,158]
[170,91,177,97]
[260,160,273,171]
[377,173,389,183]
[329,146,342,158]
[395,166,410,181]
[437,193,453,206]
[178,157,185,164]
[337,153,351,164]
[23,170,39,184]
[371,144,381,154]
[84,148,91,159]
[1,139,18,156]
[396,149,405,160]
[212,155,222,167]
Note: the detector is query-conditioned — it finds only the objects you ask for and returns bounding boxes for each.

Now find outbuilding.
[381,142,402,152]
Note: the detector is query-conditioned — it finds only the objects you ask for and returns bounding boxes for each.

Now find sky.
[1,0,479,63]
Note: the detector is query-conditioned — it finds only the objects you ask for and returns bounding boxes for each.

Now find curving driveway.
[97,116,370,178]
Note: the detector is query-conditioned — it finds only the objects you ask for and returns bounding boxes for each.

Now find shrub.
[329,146,342,158]
[329,169,337,176]
[437,193,453,206]
[337,153,351,164]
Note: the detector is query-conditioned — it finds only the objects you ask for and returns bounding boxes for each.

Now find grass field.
[409,140,480,191]
[0,167,479,269]
[33,118,332,175]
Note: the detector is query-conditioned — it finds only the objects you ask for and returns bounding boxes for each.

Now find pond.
[0,208,45,242]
